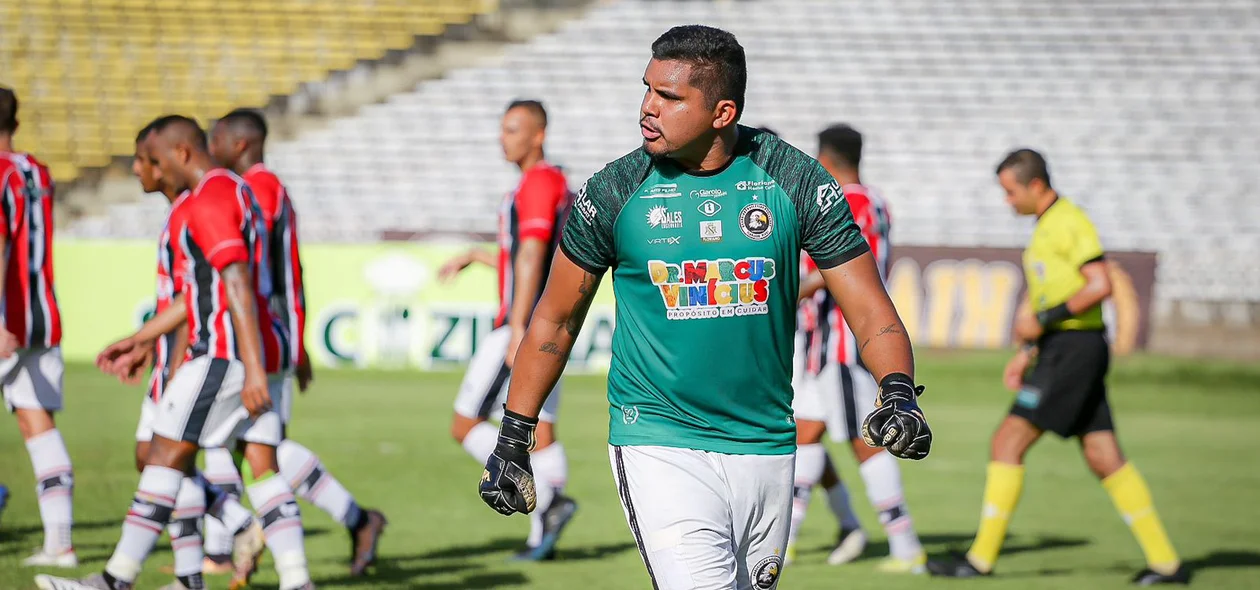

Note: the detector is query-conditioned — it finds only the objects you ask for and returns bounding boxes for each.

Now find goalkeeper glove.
[861,372,932,460]
[479,408,539,516]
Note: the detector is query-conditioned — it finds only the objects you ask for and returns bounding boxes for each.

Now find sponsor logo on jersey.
[816,181,842,215]
[574,184,598,224]
[648,236,681,245]
[739,203,773,240]
[640,183,681,198]
[648,257,776,320]
[736,180,776,192]
[752,555,783,589]
[697,199,722,217]
[622,405,639,425]
[700,220,722,243]
[647,205,683,229]
[689,188,727,199]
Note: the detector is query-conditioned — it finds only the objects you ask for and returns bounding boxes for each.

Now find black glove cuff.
[1036,303,1073,328]
[878,372,924,403]
[498,407,539,451]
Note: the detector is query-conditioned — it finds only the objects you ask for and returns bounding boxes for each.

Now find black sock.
[178,573,205,589]
[347,508,368,533]
[102,571,130,590]
[206,553,232,565]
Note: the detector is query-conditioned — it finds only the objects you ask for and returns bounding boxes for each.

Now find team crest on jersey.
[751,555,783,589]
[648,257,776,320]
[740,203,773,240]
[647,205,683,229]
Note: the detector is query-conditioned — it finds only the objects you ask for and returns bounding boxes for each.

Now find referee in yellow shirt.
[928,149,1188,585]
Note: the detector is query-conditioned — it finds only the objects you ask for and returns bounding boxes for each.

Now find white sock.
[461,421,499,465]
[26,429,74,554]
[201,448,245,557]
[106,465,183,584]
[790,443,826,546]
[168,478,207,589]
[246,474,310,590]
[860,451,923,560]
[278,439,364,530]
[526,441,568,547]
[825,478,862,532]
[195,471,253,532]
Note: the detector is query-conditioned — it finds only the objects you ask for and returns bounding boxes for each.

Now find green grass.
[2,351,1259,589]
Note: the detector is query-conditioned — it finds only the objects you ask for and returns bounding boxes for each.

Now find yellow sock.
[1103,463,1180,575]
[966,462,1025,573]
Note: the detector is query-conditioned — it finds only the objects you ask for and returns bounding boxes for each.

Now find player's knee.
[796,420,826,444]
[15,409,55,440]
[990,416,1040,464]
[851,438,883,463]
[134,442,151,473]
[241,442,281,478]
[145,436,198,472]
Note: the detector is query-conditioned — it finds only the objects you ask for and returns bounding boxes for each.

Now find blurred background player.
[927,149,1188,585]
[438,99,577,561]
[478,26,930,590]
[0,87,76,568]
[37,116,312,590]
[788,123,926,573]
[111,119,266,586]
[208,108,387,577]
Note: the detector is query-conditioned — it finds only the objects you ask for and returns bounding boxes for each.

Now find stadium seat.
[0,0,498,186]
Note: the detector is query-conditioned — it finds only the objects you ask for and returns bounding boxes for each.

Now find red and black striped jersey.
[243,163,305,368]
[817,183,892,369]
[173,169,287,373]
[495,162,572,328]
[148,191,190,401]
[797,254,827,374]
[0,151,61,349]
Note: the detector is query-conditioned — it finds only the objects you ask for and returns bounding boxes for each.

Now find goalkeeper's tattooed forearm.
[565,272,599,338]
[859,322,905,354]
[539,342,563,356]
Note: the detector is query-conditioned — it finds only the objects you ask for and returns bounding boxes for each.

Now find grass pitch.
[1,351,1258,589]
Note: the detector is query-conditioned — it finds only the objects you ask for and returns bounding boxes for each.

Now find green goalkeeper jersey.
[561,127,869,455]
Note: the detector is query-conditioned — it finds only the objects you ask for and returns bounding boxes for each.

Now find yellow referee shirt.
[1023,198,1106,331]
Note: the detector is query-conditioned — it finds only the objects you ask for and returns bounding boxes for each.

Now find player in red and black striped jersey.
[788,124,927,573]
[437,100,577,560]
[0,86,77,569]
[210,108,387,578]
[38,116,313,590]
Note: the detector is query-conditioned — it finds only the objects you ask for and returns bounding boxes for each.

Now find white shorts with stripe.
[135,396,158,442]
[1,346,64,413]
[453,325,560,423]
[150,356,287,448]
[791,361,878,442]
[610,445,793,590]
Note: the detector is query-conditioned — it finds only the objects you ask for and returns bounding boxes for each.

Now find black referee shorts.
[1009,330,1114,438]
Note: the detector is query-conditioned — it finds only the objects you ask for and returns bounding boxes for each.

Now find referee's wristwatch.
[1035,302,1073,328]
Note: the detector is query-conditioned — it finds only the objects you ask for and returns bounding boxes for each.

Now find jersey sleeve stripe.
[812,240,870,270]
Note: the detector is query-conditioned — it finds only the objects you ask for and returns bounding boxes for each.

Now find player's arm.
[100,294,189,377]
[801,172,928,460]
[505,252,600,417]
[437,247,496,281]
[505,173,566,367]
[506,238,547,367]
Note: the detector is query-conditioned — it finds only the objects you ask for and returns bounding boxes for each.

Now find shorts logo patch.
[1016,386,1042,409]
[739,203,773,240]
[752,554,783,589]
[622,405,639,425]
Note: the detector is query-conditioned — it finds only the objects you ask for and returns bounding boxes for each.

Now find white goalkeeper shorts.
[453,325,561,423]
[1,346,64,413]
[610,445,794,590]
[792,361,878,442]
[150,356,287,448]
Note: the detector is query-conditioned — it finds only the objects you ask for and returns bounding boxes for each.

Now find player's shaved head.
[818,124,863,169]
[651,25,746,120]
[506,100,547,130]
[210,108,268,172]
[996,148,1051,188]
[0,86,18,135]
[151,115,208,152]
[217,108,268,141]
